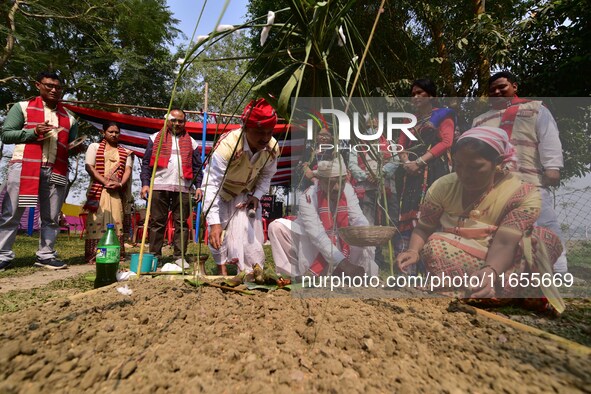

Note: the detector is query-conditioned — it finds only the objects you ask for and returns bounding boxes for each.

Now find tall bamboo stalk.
[195,83,209,278]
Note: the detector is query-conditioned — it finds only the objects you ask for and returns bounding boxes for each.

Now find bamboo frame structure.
[61,99,240,118]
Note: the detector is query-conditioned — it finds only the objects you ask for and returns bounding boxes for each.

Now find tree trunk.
[432,22,457,96]
[0,0,19,71]
[66,156,81,199]
[474,0,490,96]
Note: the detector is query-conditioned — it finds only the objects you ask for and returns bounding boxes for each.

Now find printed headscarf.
[457,126,518,170]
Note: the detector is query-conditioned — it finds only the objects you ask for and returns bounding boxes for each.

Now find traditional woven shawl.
[19,96,71,207]
[309,188,351,275]
[83,140,129,212]
[149,129,193,179]
[498,96,531,139]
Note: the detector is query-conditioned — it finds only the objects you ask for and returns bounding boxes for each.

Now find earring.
[495,165,503,173]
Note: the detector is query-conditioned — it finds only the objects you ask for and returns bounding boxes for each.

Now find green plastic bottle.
[94,223,120,288]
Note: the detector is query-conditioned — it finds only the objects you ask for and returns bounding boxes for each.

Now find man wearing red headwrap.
[202,98,279,277]
[241,98,278,130]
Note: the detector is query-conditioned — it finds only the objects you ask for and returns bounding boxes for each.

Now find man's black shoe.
[34,258,68,270]
[0,261,13,272]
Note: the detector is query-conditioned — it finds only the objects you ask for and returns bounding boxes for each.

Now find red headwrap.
[241,98,277,129]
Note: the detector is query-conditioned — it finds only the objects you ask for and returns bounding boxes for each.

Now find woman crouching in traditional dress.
[396,126,565,313]
[83,122,133,263]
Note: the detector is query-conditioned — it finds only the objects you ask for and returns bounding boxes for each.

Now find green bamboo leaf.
[184,278,205,287]
[244,282,292,291]
[277,28,315,116]
[252,63,299,92]
[286,0,309,28]
[277,64,305,116]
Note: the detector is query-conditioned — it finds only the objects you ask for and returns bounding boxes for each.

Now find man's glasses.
[169,119,185,124]
[39,83,63,91]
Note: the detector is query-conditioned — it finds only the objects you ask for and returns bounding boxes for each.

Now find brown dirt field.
[0,277,589,393]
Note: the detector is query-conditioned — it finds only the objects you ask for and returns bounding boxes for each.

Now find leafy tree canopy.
[173,31,255,119]
[244,0,590,179]
[0,0,180,113]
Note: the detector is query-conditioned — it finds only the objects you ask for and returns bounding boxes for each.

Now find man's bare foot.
[217,264,228,276]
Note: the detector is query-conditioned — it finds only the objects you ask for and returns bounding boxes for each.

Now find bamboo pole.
[473,306,591,356]
[345,0,387,107]
[136,117,168,275]
[61,99,240,118]
[194,83,208,274]
[201,281,254,295]
[66,281,121,301]
[140,271,191,276]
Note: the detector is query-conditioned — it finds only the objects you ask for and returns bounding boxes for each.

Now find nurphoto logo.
[307,109,418,141]
[307,109,417,153]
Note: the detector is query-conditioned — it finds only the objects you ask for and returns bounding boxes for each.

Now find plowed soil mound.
[0,278,589,393]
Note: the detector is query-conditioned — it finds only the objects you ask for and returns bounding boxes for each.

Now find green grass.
[565,241,591,280]
[0,233,275,279]
[0,234,87,279]
[0,273,95,314]
[492,241,591,346]
[0,233,275,315]
[0,233,91,314]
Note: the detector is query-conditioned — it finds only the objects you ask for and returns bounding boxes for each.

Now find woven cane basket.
[338,226,397,247]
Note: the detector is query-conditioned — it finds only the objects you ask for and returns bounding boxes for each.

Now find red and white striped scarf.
[19,97,71,207]
[83,139,129,212]
[309,188,350,275]
[149,129,193,179]
[497,95,531,139]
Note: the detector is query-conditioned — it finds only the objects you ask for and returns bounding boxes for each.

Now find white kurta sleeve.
[85,143,99,166]
[348,150,368,182]
[536,106,564,170]
[344,184,370,227]
[202,152,229,225]
[298,187,347,264]
[252,156,277,200]
[125,152,133,167]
